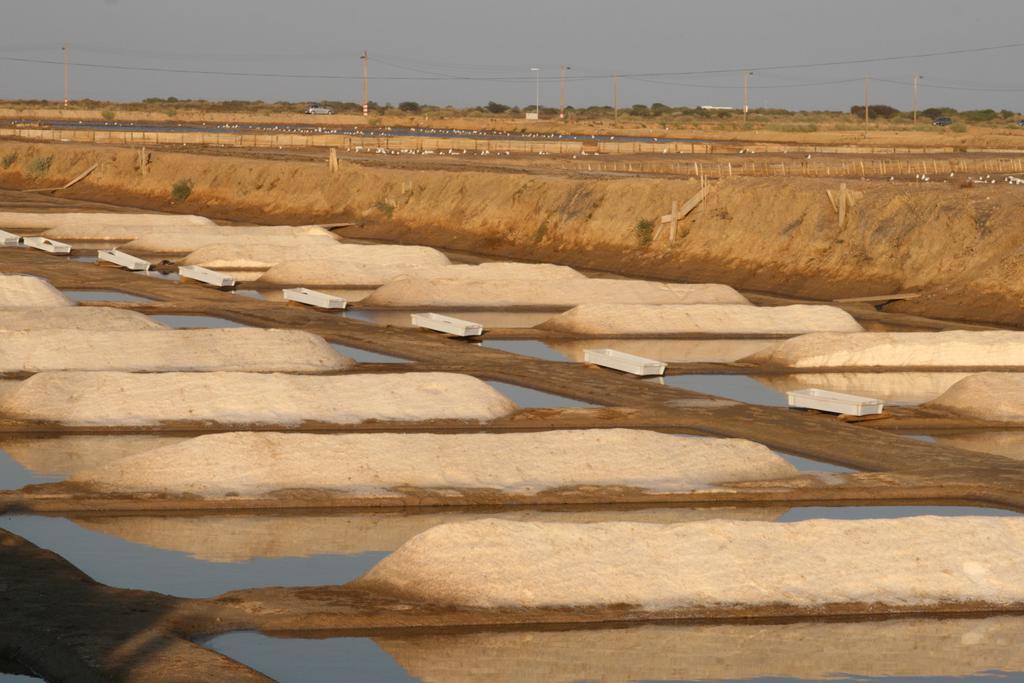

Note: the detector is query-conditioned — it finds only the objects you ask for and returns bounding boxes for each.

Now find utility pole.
[530,67,540,117]
[912,73,921,123]
[613,73,619,119]
[863,76,869,137]
[743,71,753,123]
[559,65,570,120]
[361,50,369,117]
[62,43,69,108]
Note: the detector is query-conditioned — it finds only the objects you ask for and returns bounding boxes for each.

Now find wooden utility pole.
[743,71,752,123]
[612,73,619,119]
[559,65,570,120]
[62,43,69,107]
[863,76,869,137]
[912,73,921,123]
[361,51,369,117]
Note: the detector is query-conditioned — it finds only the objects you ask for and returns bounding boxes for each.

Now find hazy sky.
[2,0,1023,111]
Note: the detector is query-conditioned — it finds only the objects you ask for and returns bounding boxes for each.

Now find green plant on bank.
[26,155,53,178]
[373,200,395,218]
[634,217,654,247]
[170,179,193,202]
[101,110,115,121]
[1,152,17,169]
[533,221,548,243]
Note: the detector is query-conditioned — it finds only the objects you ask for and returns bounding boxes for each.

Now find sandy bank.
[540,303,862,336]
[42,223,331,242]
[746,331,1024,368]
[0,329,352,374]
[927,373,1024,422]
[0,274,72,308]
[121,233,339,255]
[0,211,213,231]
[0,371,517,426]
[357,517,1024,609]
[363,278,749,308]
[72,429,793,497]
[258,260,579,287]
[185,242,451,272]
[69,507,787,562]
[0,306,165,330]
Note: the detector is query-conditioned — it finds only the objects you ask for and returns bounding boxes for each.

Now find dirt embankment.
[2,139,1024,324]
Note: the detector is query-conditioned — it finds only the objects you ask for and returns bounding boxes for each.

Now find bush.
[485,101,510,114]
[634,217,654,247]
[101,110,115,121]
[373,200,394,218]
[1,152,17,169]
[26,155,53,178]
[398,101,421,113]
[170,179,192,202]
[850,104,900,120]
[961,109,998,123]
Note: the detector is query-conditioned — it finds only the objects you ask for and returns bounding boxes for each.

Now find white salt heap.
[3,435,186,476]
[358,517,1024,610]
[0,329,352,374]
[0,307,165,331]
[541,304,863,336]
[0,211,214,231]
[746,331,1024,368]
[185,242,451,272]
[72,429,794,497]
[363,278,750,308]
[927,372,1024,422]
[759,372,973,406]
[42,223,331,242]
[122,233,339,255]
[0,371,516,426]
[259,260,579,287]
[0,275,72,308]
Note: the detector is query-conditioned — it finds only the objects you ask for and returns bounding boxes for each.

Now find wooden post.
[329,147,339,173]
[138,147,148,176]
[669,200,678,242]
[838,183,848,228]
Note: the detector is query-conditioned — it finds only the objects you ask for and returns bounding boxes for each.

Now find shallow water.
[757,371,973,406]
[929,430,1024,463]
[263,288,373,304]
[348,309,556,329]
[231,289,264,300]
[484,380,594,408]
[551,337,779,364]
[777,505,1018,522]
[775,452,856,473]
[660,374,788,406]
[148,314,248,328]
[481,339,573,362]
[205,615,1024,683]
[60,289,154,303]
[0,446,61,490]
[329,343,410,364]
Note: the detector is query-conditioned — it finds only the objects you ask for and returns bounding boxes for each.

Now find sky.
[1,0,1023,112]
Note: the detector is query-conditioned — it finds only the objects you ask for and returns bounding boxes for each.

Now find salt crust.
[358,516,1024,609]
[72,429,795,497]
[0,211,214,231]
[0,274,72,308]
[0,328,352,373]
[363,278,750,308]
[259,260,579,286]
[927,372,1024,422]
[41,223,329,242]
[184,243,451,271]
[0,307,167,331]
[745,331,1024,368]
[541,304,863,336]
[0,371,517,426]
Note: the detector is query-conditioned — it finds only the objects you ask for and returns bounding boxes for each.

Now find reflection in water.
[231,289,264,300]
[756,372,973,406]
[262,288,373,304]
[0,446,61,489]
[347,309,556,329]
[933,431,1024,463]
[778,505,1017,522]
[69,507,786,562]
[484,380,594,408]
[148,315,248,328]
[550,338,778,364]
[661,375,787,407]
[60,289,155,303]
[481,340,572,363]
[0,435,186,477]
[206,616,1024,683]
[329,343,410,364]
[775,452,855,473]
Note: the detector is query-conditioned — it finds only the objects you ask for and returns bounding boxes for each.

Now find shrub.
[373,200,395,218]
[634,217,654,247]
[398,101,421,113]
[533,221,548,243]
[170,179,192,202]
[485,101,510,114]
[101,110,115,121]
[26,155,53,178]
[1,152,17,169]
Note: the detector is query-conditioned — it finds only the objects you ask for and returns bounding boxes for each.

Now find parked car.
[304,103,335,115]
[1017,119,1024,127]
[932,116,953,127]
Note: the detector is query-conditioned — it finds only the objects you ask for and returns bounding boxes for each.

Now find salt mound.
[184,242,450,271]
[759,372,972,406]
[2,435,186,476]
[363,278,750,308]
[42,223,331,242]
[927,372,1024,422]
[357,517,1024,610]
[745,331,1024,368]
[72,429,794,497]
[0,211,214,231]
[0,329,352,374]
[0,371,516,426]
[541,304,862,336]
[122,233,339,255]
[0,307,165,331]
[0,275,72,308]
[259,260,578,287]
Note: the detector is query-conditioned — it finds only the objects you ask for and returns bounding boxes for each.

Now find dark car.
[932,116,953,127]
[1017,119,1024,127]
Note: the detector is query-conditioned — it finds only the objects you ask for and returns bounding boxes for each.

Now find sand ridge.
[0,274,72,308]
[0,307,166,330]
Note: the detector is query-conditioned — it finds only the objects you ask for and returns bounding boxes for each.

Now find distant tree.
[398,101,421,113]
[850,104,900,119]
[650,102,671,115]
[961,109,998,122]
[630,104,650,116]
[485,101,511,114]
[921,107,956,119]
